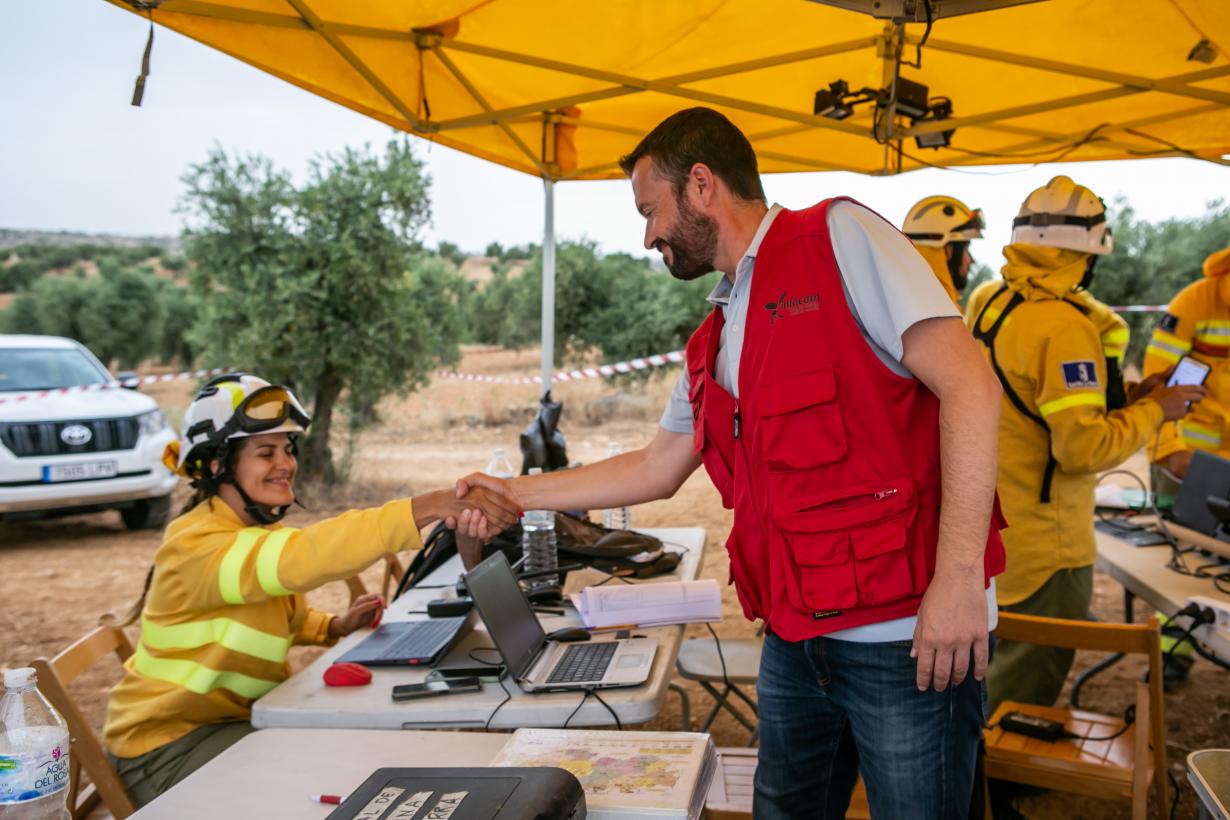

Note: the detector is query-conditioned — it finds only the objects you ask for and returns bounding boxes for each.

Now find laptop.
[464,552,658,692]
[1172,450,1230,536]
[336,615,472,667]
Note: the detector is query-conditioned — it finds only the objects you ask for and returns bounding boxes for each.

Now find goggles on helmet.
[214,385,311,440]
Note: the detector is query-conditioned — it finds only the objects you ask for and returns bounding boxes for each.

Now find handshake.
[420,473,524,568]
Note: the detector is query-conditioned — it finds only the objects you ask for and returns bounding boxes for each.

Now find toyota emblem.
[60,424,93,446]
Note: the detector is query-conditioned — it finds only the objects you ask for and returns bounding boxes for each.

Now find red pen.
[310,794,343,805]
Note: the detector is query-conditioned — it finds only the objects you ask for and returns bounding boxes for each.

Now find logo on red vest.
[764,290,820,323]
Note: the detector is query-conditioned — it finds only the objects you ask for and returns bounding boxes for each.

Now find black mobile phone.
[391,677,482,702]
[1167,355,1211,387]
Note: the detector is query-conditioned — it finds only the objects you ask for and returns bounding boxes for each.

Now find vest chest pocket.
[776,483,918,612]
[758,368,846,470]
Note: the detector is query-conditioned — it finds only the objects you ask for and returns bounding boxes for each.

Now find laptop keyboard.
[546,642,619,684]
[376,618,465,662]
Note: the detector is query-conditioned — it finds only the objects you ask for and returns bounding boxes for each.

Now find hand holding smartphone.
[1166,355,1211,388]
[391,676,482,702]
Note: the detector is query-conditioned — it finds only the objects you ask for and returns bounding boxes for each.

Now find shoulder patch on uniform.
[1159,313,1179,333]
[1061,360,1099,389]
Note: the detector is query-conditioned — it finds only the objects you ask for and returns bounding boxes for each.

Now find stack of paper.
[490,728,717,820]
[570,579,722,628]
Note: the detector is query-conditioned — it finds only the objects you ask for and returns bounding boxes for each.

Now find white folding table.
[252,527,706,730]
[131,729,510,819]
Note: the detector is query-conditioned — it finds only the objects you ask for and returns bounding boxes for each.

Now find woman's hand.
[328,594,385,639]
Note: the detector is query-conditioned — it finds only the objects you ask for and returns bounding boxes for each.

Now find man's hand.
[1127,370,1170,404]
[456,472,521,508]
[1145,383,1206,421]
[911,569,988,691]
[328,593,385,639]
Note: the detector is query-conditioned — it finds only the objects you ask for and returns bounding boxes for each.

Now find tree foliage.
[1091,198,1230,367]
[179,139,460,482]
[461,240,712,364]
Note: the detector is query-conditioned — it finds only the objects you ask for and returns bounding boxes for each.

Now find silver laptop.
[464,552,658,692]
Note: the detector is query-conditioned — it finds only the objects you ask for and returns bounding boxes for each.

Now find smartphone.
[1167,355,1211,387]
[391,677,482,702]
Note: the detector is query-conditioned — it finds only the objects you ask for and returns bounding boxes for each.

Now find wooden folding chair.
[343,554,407,605]
[702,747,870,820]
[30,625,137,820]
[984,612,1168,819]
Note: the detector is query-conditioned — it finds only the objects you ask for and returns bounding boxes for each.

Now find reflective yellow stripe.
[140,617,292,664]
[1145,343,1184,364]
[256,528,297,597]
[1195,320,1230,331]
[1038,392,1106,417]
[1101,327,1129,358]
[218,528,263,605]
[1152,329,1191,351]
[132,644,279,699]
[1182,422,1221,448]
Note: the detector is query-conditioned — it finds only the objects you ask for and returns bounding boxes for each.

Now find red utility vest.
[685,198,1006,641]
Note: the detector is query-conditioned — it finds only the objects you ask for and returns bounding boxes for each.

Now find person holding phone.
[1143,244,1230,479]
[965,176,1206,720]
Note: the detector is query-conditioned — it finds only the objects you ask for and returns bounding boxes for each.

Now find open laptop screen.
[1173,450,1230,535]
[464,552,547,679]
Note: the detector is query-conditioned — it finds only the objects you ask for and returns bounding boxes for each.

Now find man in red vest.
[459,108,1006,819]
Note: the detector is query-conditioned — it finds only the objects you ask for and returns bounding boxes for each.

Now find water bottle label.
[0,741,69,804]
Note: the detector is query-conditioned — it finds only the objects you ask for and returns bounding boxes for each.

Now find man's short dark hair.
[619,108,766,203]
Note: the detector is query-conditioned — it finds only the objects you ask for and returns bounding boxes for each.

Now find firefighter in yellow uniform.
[102,374,516,807]
[902,195,985,305]
[966,177,1204,711]
[1143,245,1230,478]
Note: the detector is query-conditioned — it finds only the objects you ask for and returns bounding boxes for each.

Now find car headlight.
[137,410,169,437]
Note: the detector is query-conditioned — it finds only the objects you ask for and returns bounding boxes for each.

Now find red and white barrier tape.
[1111,305,1167,313]
[434,351,685,385]
[0,368,234,405]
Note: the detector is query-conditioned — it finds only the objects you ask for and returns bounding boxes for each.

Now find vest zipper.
[798,487,900,514]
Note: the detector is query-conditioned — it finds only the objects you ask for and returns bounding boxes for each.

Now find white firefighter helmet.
[902,195,985,248]
[1011,175,1113,256]
[163,373,311,477]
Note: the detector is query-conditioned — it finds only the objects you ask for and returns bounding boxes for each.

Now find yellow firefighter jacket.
[1143,245,1230,462]
[104,496,421,758]
[917,244,962,305]
[966,244,1163,605]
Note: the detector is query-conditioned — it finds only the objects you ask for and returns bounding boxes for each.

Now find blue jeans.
[753,632,985,820]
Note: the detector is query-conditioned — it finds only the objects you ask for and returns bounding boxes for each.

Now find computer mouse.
[546,627,592,643]
[323,662,372,687]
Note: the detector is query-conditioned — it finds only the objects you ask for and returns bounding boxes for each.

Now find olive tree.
[180,139,462,483]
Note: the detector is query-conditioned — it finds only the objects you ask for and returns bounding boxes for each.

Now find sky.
[3,1,1229,272]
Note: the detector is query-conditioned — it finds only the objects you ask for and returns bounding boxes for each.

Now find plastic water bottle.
[0,669,70,820]
[602,441,632,531]
[485,448,515,480]
[521,468,558,592]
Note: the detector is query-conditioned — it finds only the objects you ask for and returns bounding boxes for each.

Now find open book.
[570,579,722,628]
[490,729,717,820]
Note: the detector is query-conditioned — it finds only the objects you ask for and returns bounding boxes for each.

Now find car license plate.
[42,460,119,483]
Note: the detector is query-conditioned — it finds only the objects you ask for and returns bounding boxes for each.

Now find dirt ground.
[2,346,1226,819]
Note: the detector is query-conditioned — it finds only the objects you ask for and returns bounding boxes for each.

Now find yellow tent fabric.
[106,0,1230,179]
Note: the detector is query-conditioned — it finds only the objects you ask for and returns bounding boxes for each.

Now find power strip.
[1184,596,1230,641]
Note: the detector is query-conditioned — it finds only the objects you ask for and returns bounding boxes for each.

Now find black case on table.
[325,767,586,820]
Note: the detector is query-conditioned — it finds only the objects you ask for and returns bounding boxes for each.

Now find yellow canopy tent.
[105,0,1230,389]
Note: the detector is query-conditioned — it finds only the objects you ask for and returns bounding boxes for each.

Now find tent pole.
[541,176,556,399]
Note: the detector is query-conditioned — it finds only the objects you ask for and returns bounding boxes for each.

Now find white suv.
[0,335,178,529]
